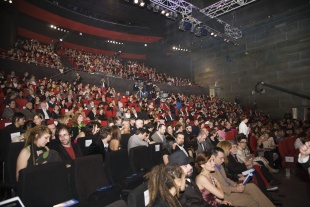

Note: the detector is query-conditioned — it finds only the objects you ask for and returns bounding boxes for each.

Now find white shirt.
[239,121,249,136]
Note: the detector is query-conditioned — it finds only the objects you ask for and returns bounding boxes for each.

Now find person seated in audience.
[195,131,208,154]
[211,147,275,207]
[0,112,26,158]
[3,91,17,105]
[109,125,122,151]
[57,115,70,125]
[50,104,61,120]
[207,129,220,149]
[96,108,107,121]
[88,127,112,161]
[123,108,132,120]
[76,106,88,120]
[146,163,185,207]
[256,132,279,168]
[75,121,100,143]
[33,113,44,126]
[151,124,166,143]
[174,132,191,157]
[52,124,83,166]
[34,96,41,108]
[2,100,19,119]
[71,112,86,137]
[36,101,51,120]
[168,150,212,207]
[12,121,36,143]
[127,127,149,152]
[165,124,175,138]
[87,107,97,120]
[162,136,177,164]
[195,151,232,206]
[16,125,60,181]
[20,101,36,120]
[236,133,279,174]
[218,141,279,198]
[120,120,131,134]
[46,121,57,140]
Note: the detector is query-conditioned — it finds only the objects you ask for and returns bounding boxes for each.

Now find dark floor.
[269,166,310,207]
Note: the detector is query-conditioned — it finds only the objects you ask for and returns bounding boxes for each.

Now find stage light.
[134,0,139,4]
[153,5,159,12]
[161,10,165,15]
[79,32,82,36]
[50,25,54,28]
[144,44,147,47]
[139,1,145,7]
[60,39,63,42]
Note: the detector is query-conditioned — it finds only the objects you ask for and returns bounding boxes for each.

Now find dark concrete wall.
[192,5,310,119]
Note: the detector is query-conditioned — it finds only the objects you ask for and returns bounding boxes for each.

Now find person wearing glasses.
[53,124,83,166]
[236,134,279,174]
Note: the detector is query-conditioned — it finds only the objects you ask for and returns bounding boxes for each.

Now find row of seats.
[17,155,127,207]
[1,141,162,206]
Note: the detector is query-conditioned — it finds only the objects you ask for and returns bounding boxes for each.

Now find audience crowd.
[2,38,198,87]
[1,39,310,206]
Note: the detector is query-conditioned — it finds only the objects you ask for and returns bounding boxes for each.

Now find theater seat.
[129,146,153,174]
[70,155,122,207]
[18,162,75,207]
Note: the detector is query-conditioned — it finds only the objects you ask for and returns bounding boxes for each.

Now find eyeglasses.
[239,141,247,144]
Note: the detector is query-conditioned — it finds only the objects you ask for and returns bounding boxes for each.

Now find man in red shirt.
[54,124,83,166]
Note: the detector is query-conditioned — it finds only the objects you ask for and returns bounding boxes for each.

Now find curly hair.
[145,164,183,207]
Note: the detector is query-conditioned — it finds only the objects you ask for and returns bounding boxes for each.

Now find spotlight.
[60,29,63,31]
[57,28,60,30]
[139,1,145,7]
[79,32,82,36]
[172,46,176,50]
[134,0,138,4]
[195,27,208,37]
[153,5,159,12]
[144,44,147,47]
[165,12,170,17]
[50,25,54,28]
[9,0,12,3]
[161,10,165,15]
[60,39,63,42]
[179,20,192,31]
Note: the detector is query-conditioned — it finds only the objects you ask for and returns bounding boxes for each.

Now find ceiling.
[15,0,310,51]
[50,0,309,45]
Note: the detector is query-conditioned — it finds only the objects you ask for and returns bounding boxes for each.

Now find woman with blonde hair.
[57,115,70,125]
[16,125,55,181]
[146,163,185,207]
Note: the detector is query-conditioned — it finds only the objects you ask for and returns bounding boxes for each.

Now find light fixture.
[134,0,139,4]
[153,5,159,12]
[79,32,83,36]
[161,10,165,15]
[50,25,54,28]
[144,44,147,47]
[139,1,145,7]
[59,39,63,42]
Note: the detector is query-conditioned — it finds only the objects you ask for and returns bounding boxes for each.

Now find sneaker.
[267,186,279,191]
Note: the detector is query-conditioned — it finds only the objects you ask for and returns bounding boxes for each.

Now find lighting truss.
[149,0,258,40]
[150,0,192,14]
[200,0,258,18]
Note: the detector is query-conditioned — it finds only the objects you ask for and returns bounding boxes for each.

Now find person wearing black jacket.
[52,124,83,166]
[88,127,111,161]
[168,150,212,207]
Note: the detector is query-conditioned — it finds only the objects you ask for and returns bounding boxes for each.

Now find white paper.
[5,122,12,126]
[285,156,294,162]
[144,190,149,206]
[155,144,160,152]
[242,169,253,176]
[10,132,20,140]
[85,140,92,147]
